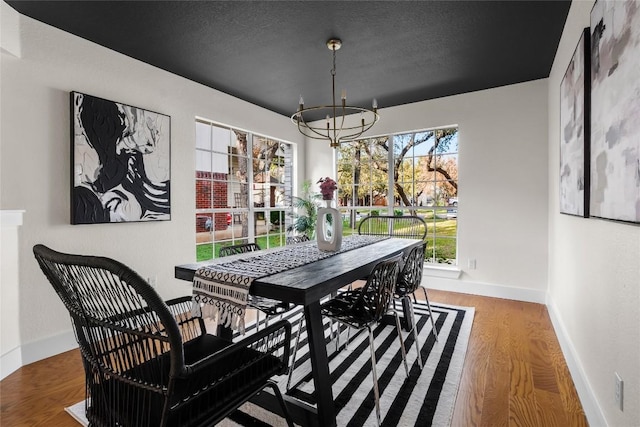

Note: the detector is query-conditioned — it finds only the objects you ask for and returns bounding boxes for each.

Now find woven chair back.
[219,242,261,257]
[397,243,426,295]
[286,235,310,245]
[357,255,401,322]
[358,215,427,240]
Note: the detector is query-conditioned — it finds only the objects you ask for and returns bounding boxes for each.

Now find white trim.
[0,210,25,227]
[20,329,78,366]
[423,277,547,304]
[0,346,23,380]
[423,265,462,280]
[546,295,608,427]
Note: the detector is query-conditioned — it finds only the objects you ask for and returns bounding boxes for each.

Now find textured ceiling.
[7,1,571,121]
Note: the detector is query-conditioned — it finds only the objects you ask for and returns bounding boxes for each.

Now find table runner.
[192,235,387,333]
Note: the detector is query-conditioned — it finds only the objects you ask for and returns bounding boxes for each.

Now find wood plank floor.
[0,290,587,426]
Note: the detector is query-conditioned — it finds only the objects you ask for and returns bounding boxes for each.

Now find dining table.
[174,235,423,427]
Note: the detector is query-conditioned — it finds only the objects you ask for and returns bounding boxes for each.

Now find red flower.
[317,177,337,200]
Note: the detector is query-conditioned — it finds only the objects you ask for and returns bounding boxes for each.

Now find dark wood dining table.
[174,236,423,427]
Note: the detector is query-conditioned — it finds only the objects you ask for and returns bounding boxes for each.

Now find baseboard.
[20,329,78,366]
[546,295,607,427]
[1,346,23,380]
[425,277,547,304]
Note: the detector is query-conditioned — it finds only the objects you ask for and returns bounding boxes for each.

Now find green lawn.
[197,216,457,264]
[196,234,286,261]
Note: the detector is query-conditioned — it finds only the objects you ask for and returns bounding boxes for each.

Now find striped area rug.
[67,301,474,427]
[226,300,474,427]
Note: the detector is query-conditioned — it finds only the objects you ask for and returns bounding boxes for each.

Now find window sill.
[423,264,462,279]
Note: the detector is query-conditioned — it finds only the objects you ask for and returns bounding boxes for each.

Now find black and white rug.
[67,301,474,427]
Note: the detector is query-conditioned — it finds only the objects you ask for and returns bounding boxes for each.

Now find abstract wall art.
[560,28,590,217]
[589,1,640,224]
[71,92,171,224]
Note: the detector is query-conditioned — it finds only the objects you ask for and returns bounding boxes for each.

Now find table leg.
[216,324,233,341]
[401,296,414,331]
[304,301,337,427]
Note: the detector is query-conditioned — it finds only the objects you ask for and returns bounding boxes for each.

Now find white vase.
[316,200,343,252]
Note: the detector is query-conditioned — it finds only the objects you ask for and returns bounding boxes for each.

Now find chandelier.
[291,38,379,148]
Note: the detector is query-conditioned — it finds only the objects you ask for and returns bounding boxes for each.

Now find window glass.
[195,121,293,261]
[337,127,458,264]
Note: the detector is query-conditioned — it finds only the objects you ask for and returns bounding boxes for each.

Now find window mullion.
[387,135,394,215]
[247,132,255,241]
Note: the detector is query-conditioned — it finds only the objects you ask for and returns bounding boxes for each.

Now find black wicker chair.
[318,255,409,426]
[33,244,293,427]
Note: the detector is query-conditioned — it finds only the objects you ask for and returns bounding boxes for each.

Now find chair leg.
[392,310,410,377]
[265,381,294,427]
[421,287,438,341]
[346,322,351,349]
[286,317,304,391]
[406,296,423,369]
[255,310,261,332]
[367,326,382,427]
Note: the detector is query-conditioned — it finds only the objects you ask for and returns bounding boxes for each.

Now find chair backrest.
[219,242,261,257]
[32,244,193,386]
[358,215,427,240]
[397,243,426,295]
[356,255,402,322]
[286,234,310,245]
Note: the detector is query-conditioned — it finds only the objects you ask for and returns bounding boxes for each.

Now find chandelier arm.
[291,107,378,138]
[295,112,338,142]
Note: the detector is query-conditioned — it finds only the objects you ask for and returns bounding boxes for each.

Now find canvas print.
[560,28,590,217]
[589,1,640,223]
[71,92,171,224]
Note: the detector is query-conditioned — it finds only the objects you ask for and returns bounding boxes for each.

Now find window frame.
[336,126,459,265]
[195,119,294,261]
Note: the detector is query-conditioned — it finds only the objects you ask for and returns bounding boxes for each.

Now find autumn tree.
[337,128,458,216]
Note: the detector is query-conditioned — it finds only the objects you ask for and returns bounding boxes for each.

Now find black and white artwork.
[560,28,590,217]
[589,1,640,224]
[71,92,171,224]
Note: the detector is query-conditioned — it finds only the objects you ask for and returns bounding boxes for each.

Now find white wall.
[547,1,640,426]
[308,79,550,302]
[0,4,304,364]
[0,211,24,379]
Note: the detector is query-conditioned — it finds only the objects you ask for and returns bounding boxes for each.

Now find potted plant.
[287,180,322,239]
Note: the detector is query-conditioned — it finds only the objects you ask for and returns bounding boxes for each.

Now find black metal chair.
[394,243,438,372]
[397,243,438,337]
[318,255,409,426]
[33,244,293,427]
[358,214,434,332]
[219,243,293,331]
[358,214,428,239]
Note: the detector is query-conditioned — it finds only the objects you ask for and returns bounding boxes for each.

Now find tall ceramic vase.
[316,200,342,252]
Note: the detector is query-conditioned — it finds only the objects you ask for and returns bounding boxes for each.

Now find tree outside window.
[337,127,458,264]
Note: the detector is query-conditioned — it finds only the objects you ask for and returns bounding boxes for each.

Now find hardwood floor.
[0,290,587,426]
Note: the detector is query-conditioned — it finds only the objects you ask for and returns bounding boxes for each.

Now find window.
[195,120,293,261]
[337,127,458,264]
